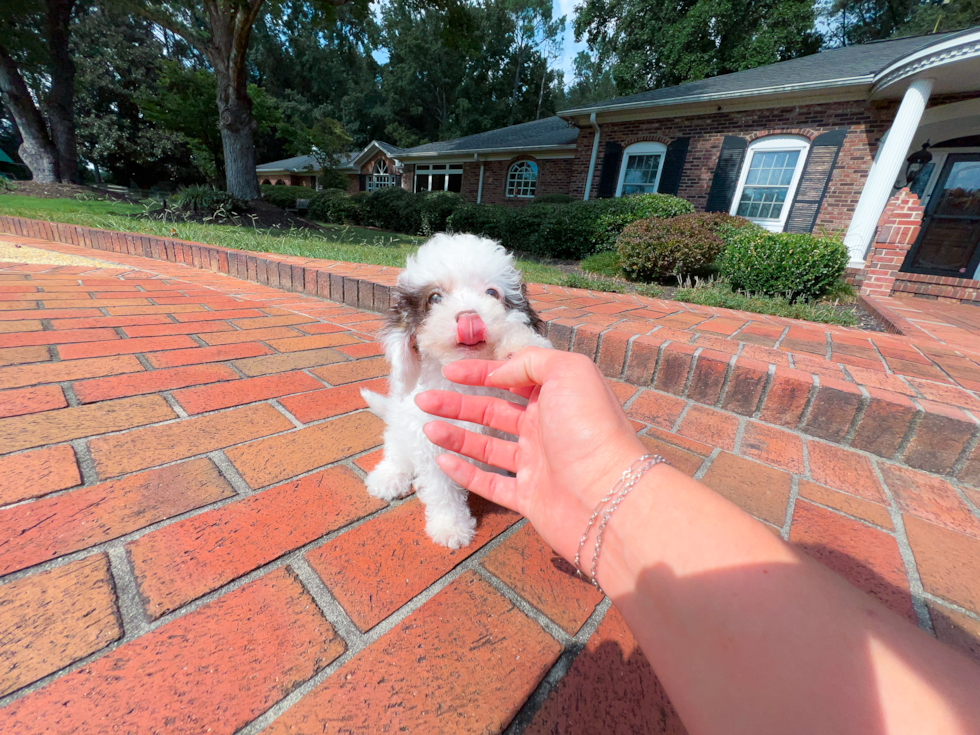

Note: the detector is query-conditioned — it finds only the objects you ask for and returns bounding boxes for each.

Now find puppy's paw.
[365,461,412,501]
[426,513,477,549]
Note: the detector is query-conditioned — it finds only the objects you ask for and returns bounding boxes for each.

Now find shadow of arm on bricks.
[599,551,980,735]
[531,544,979,735]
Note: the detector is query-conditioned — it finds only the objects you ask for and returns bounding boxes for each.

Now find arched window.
[275,179,285,185]
[730,136,810,232]
[617,142,667,197]
[506,161,537,198]
[367,159,396,191]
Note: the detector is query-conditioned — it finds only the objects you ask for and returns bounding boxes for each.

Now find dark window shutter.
[784,129,847,234]
[705,136,748,212]
[395,174,402,188]
[596,141,623,198]
[358,174,367,192]
[657,137,690,196]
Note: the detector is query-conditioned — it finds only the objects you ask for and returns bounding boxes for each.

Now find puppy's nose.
[455,310,477,322]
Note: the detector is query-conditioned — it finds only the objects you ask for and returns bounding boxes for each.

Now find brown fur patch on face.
[505,283,546,336]
[385,283,441,346]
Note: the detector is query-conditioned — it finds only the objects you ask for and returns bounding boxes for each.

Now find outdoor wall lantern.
[905,142,932,184]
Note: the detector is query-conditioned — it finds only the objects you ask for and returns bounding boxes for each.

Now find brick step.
[3,215,980,485]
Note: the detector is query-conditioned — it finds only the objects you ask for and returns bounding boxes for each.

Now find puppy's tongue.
[456,313,486,346]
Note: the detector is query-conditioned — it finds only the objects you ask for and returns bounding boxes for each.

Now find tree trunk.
[536,63,547,120]
[209,3,261,201]
[0,45,59,183]
[45,0,80,184]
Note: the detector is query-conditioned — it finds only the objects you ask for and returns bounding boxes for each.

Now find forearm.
[593,464,980,735]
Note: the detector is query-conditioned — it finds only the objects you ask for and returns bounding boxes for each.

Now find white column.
[583,112,600,201]
[843,78,933,267]
[476,157,485,204]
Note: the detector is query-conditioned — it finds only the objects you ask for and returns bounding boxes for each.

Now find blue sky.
[555,0,588,81]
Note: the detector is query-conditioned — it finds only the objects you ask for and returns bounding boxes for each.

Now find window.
[414,163,463,193]
[506,161,537,198]
[367,159,396,192]
[616,142,667,197]
[730,136,810,232]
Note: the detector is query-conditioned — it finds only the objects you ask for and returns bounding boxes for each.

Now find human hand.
[415,347,651,563]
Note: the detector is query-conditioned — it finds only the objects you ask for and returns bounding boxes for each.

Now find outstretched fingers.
[434,453,519,511]
[415,390,524,435]
[423,420,518,473]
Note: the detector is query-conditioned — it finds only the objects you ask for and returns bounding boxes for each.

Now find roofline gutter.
[583,113,601,202]
[556,76,873,118]
[399,143,577,159]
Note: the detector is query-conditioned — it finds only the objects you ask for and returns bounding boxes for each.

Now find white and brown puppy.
[361,233,551,548]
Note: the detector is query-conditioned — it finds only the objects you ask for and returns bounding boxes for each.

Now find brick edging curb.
[2,214,978,484]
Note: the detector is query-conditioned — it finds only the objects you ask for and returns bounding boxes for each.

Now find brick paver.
[0,227,979,732]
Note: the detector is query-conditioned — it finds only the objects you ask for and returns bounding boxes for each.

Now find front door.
[904,153,980,278]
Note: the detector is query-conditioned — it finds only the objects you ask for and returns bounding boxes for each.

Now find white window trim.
[615,142,667,197]
[506,161,538,198]
[414,164,464,192]
[729,136,810,232]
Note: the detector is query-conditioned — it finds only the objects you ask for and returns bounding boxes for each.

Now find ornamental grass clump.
[721,228,848,303]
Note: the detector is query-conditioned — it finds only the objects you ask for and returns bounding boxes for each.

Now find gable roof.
[559,31,962,116]
[255,154,319,173]
[400,116,579,157]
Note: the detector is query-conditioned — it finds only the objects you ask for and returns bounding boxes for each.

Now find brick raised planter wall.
[4,214,980,485]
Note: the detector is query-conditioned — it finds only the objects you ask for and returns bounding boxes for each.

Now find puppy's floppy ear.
[505,282,546,336]
[381,285,424,398]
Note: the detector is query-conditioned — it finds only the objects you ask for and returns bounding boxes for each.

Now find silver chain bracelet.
[574,453,668,594]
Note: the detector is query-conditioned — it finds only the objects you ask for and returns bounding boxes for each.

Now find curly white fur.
[361,233,551,548]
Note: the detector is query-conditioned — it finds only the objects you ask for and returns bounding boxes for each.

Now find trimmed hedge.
[308,188,693,259]
[721,227,849,303]
[446,193,692,259]
[617,213,727,282]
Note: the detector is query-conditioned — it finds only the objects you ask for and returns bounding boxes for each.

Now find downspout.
[475,153,485,204]
[583,112,601,201]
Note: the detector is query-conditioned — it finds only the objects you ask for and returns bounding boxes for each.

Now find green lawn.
[0,194,567,283]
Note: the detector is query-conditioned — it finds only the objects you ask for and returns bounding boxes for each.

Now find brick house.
[257,29,980,299]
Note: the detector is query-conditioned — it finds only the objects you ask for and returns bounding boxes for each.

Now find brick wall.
[859,188,924,298]
[458,156,574,206]
[566,99,902,233]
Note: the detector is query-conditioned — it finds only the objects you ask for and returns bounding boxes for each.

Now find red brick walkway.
[1,234,979,733]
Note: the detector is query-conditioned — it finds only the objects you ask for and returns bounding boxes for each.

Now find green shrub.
[721,228,849,303]
[446,203,512,242]
[617,212,751,282]
[419,191,464,235]
[173,185,244,216]
[306,188,347,221]
[260,184,313,210]
[531,193,575,205]
[593,193,695,252]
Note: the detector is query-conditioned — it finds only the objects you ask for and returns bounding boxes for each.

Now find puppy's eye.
[428,292,443,305]
[486,288,500,299]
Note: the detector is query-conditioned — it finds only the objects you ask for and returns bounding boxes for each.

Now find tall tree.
[561,50,617,108]
[503,0,564,124]
[575,0,822,95]
[0,0,81,183]
[821,0,980,46]
[130,0,362,200]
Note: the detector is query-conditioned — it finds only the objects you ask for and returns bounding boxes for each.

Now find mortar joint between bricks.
[619,333,641,381]
[780,475,801,541]
[680,346,702,397]
[772,325,790,350]
[693,447,720,481]
[713,353,739,410]
[645,339,671,390]
[949,409,980,479]
[869,461,935,634]
[795,373,821,431]
[840,386,871,446]
[892,400,925,461]
[69,438,100,485]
